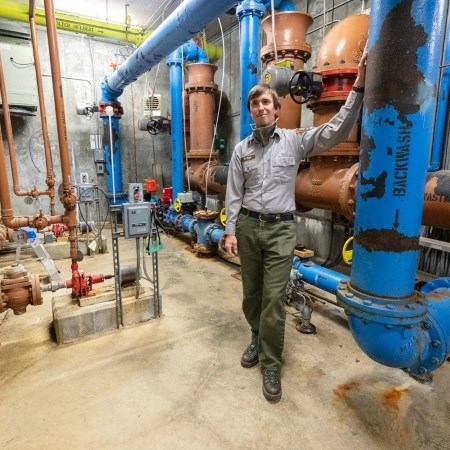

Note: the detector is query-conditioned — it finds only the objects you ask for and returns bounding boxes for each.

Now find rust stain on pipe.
[355,229,419,252]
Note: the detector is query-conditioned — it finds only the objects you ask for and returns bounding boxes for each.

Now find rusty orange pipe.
[0,52,52,200]
[43,0,78,261]
[30,1,57,215]
[261,11,313,129]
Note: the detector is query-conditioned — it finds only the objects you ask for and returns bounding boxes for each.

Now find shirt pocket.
[272,156,296,182]
[243,160,260,186]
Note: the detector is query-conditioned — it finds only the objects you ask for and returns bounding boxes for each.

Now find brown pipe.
[261,11,313,129]
[30,1,57,214]
[0,52,51,200]
[185,63,218,156]
[43,0,78,261]
[295,165,450,230]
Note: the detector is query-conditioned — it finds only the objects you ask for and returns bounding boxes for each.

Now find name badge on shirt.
[241,154,256,162]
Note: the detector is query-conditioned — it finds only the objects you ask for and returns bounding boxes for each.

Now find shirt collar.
[249,125,281,144]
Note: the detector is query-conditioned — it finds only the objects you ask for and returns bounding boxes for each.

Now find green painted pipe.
[0,0,149,45]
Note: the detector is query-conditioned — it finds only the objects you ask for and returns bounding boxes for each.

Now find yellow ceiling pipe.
[0,0,150,45]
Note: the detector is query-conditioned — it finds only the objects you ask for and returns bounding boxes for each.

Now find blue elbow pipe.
[428,8,450,172]
[337,0,450,378]
[101,0,236,101]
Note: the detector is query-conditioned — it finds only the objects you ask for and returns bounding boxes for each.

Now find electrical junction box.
[0,33,37,114]
[123,203,151,239]
[177,191,193,203]
[93,148,105,162]
[129,183,144,203]
[77,184,96,202]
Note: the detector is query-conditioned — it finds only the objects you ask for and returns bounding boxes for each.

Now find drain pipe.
[428,6,450,172]
[337,0,450,379]
[98,0,237,202]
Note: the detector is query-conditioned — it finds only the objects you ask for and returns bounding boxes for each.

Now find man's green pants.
[236,213,296,370]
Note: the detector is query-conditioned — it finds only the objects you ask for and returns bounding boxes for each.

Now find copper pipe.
[261,11,313,129]
[43,0,78,261]
[185,63,218,156]
[30,0,57,214]
[0,126,63,229]
[0,52,51,199]
[295,165,450,230]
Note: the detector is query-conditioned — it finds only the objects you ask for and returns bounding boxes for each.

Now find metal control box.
[123,203,151,239]
[128,183,144,203]
[77,184,96,202]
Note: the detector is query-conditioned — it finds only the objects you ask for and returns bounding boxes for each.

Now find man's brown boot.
[240,342,259,368]
[262,368,281,403]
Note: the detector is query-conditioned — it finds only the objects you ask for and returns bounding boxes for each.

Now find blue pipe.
[428,7,450,171]
[101,0,236,101]
[98,0,236,202]
[352,0,447,298]
[167,40,209,202]
[292,257,349,294]
[236,1,267,140]
[99,113,125,202]
[337,0,450,378]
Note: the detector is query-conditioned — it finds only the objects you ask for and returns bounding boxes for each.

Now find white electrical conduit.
[204,16,225,205]
[105,105,116,203]
[181,46,191,192]
[271,0,278,64]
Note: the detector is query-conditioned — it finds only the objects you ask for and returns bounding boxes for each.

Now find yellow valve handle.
[174,198,182,212]
[219,207,227,226]
[342,236,354,265]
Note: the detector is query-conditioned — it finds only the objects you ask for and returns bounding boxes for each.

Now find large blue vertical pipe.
[428,7,450,171]
[351,0,447,298]
[236,1,267,140]
[167,41,209,201]
[167,53,184,202]
[100,114,124,202]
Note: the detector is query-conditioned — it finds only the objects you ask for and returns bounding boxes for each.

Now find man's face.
[249,91,279,128]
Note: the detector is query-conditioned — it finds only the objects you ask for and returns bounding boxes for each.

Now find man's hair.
[247,83,281,111]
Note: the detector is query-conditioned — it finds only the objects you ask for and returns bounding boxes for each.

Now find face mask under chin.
[252,122,277,147]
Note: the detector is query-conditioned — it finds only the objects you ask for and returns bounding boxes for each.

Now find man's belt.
[240,207,294,223]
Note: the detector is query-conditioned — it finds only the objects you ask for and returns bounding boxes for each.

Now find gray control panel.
[123,203,151,239]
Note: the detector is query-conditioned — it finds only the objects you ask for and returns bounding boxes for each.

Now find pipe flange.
[174,214,184,230]
[338,163,359,222]
[236,1,266,20]
[205,223,221,244]
[30,274,43,306]
[336,280,428,326]
[189,219,198,238]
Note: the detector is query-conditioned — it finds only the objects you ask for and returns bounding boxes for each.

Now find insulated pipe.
[428,6,450,172]
[337,0,450,378]
[101,0,237,101]
[237,1,267,139]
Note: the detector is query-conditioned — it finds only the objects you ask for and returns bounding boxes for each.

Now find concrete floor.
[0,233,449,450]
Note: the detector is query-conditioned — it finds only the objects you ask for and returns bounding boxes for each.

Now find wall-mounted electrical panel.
[0,28,37,113]
[123,203,151,239]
